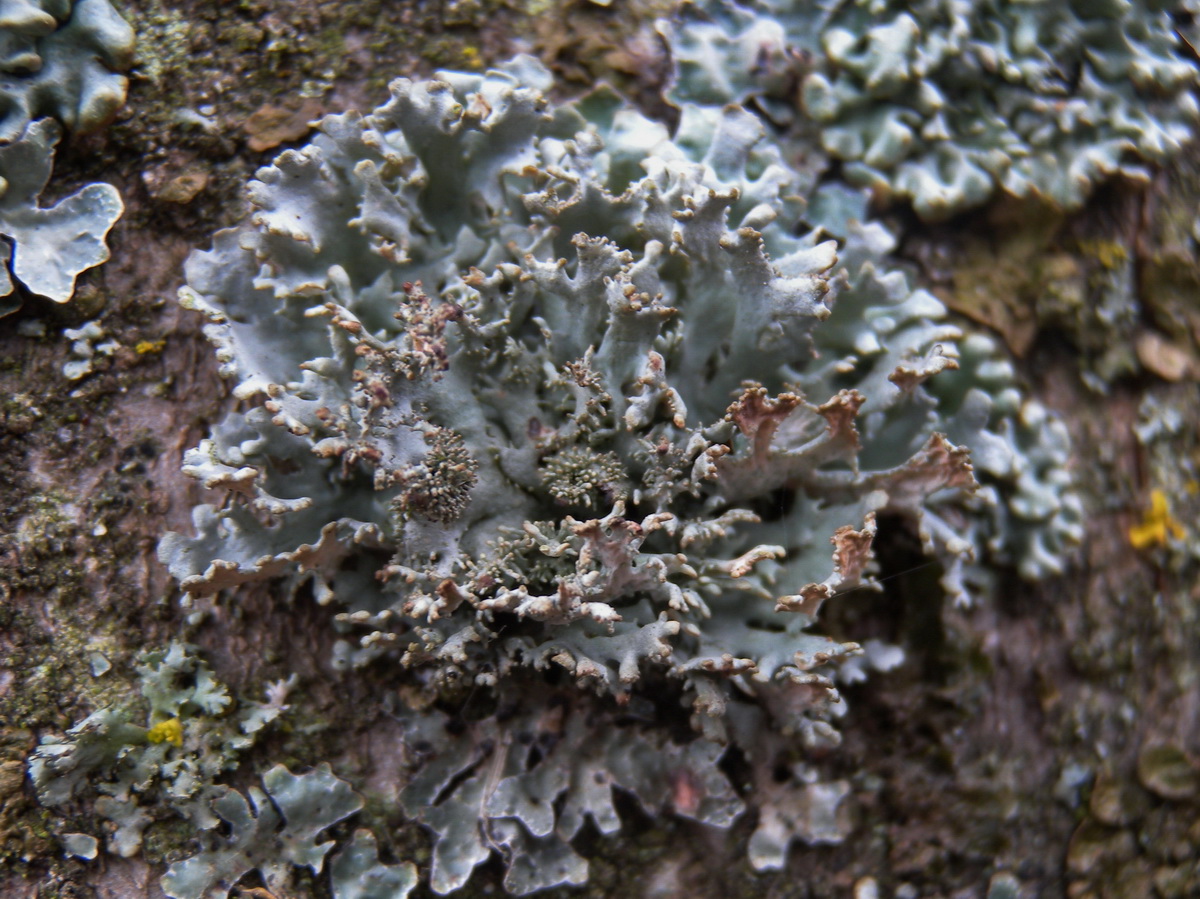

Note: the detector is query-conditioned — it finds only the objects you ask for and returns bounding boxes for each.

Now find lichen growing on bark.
[661,0,1200,219]
[145,55,1079,893]
[0,119,122,309]
[0,0,133,141]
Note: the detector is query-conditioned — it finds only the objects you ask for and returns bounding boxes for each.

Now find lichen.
[1128,488,1186,549]
[160,763,362,899]
[154,55,1077,894]
[0,0,133,141]
[61,318,118,380]
[0,118,123,310]
[330,829,419,899]
[661,0,1200,219]
[0,1,128,315]
[28,642,295,863]
[1132,391,1200,569]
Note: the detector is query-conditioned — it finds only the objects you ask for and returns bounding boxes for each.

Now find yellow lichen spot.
[1129,489,1186,549]
[1078,238,1129,271]
[135,339,166,355]
[147,717,183,747]
[460,45,481,70]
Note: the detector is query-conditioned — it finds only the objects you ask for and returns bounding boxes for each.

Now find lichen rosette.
[162,57,1071,888]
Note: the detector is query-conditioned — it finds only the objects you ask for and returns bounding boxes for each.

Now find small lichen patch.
[135,339,167,355]
[146,717,183,748]
[0,120,124,309]
[1129,489,1186,550]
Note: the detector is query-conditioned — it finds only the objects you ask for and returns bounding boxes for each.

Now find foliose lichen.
[661,0,1200,219]
[0,0,130,314]
[153,56,1078,893]
[0,0,133,141]
[160,763,362,899]
[28,642,294,864]
[330,830,418,899]
[61,317,117,380]
[0,117,122,309]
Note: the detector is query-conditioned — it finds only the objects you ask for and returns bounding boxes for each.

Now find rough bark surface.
[2,3,1198,898]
